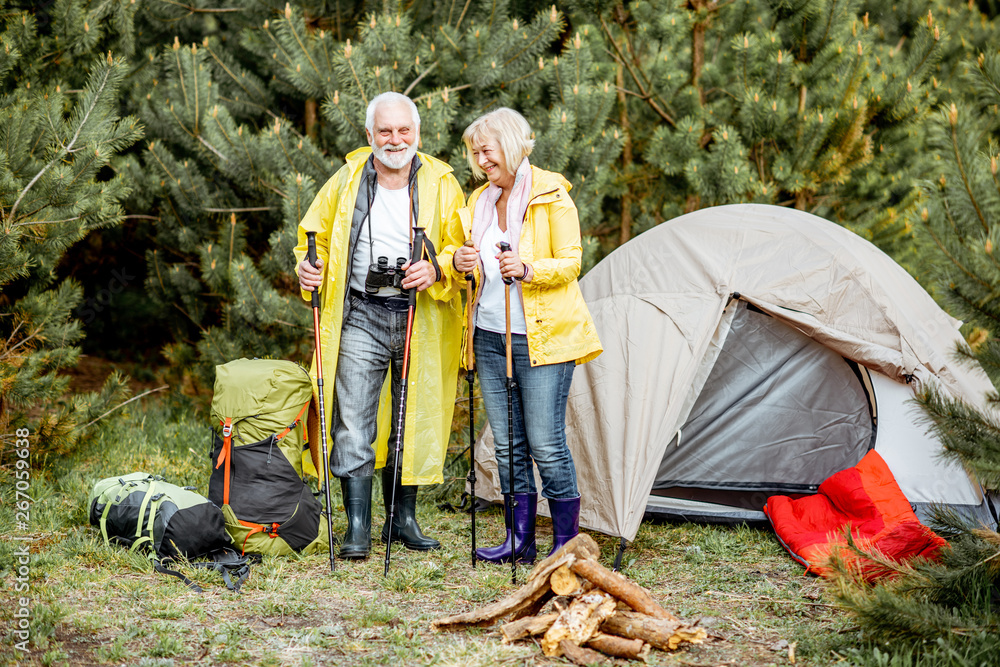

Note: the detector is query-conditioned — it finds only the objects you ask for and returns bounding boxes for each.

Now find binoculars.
[365,256,407,294]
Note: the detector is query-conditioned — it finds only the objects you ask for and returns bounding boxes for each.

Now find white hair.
[365,92,420,134]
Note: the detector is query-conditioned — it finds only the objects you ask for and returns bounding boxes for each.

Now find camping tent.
[473,203,997,543]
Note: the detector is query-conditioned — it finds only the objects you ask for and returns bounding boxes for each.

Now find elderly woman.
[450,108,602,564]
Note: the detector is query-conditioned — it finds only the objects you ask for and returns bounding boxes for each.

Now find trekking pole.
[384,226,426,577]
[464,240,478,568]
[498,240,516,585]
[306,232,336,573]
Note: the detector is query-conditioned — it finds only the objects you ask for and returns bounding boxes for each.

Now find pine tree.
[1,1,142,456]
[567,0,966,261]
[828,45,1000,667]
[126,0,622,389]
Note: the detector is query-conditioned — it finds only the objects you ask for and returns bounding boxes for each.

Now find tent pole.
[613,538,629,572]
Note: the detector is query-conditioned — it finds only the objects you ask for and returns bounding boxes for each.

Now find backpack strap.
[100,477,156,550]
[99,481,131,544]
[236,519,282,554]
[131,482,163,553]
[275,401,310,442]
[214,417,234,505]
[154,549,251,593]
[207,549,252,591]
[153,560,205,593]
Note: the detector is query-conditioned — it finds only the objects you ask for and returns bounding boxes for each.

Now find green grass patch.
[0,397,871,666]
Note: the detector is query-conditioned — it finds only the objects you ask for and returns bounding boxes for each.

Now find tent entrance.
[651,302,876,521]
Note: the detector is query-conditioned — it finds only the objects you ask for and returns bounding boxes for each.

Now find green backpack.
[89,473,251,592]
[209,358,327,556]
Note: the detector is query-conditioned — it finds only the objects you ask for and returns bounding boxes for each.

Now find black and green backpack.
[89,473,251,592]
[209,358,327,556]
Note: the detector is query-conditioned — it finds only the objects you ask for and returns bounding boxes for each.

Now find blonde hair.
[462,108,534,180]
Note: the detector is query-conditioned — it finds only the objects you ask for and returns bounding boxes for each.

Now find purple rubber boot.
[476,493,537,564]
[546,496,581,558]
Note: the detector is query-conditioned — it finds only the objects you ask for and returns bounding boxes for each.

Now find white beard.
[374,141,417,170]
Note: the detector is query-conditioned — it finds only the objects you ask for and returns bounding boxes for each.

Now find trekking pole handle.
[306,231,320,309]
[409,227,426,307]
[498,241,513,285]
[463,239,476,283]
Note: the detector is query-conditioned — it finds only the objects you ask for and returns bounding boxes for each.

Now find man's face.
[367,102,419,171]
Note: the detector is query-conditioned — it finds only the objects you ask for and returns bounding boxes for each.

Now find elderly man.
[295,92,465,560]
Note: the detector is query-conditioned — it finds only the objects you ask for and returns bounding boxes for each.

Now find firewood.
[541,591,618,656]
[550,564,587,596]
[527,533,600,582]
[499,612,559,643]
[586,632,651,661]
[558,640,612,666]
[508,588,554,621]
[601,611,707,651]
[431,553,573,631]
[570,558,678,621]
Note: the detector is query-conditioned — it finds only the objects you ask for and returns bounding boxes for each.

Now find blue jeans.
[473,328,578,499]
[330,295,408,478]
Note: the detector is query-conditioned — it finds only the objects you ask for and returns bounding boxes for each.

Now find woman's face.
[472,136,511,188]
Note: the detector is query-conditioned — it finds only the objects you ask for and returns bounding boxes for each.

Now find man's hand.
[453,243,479,274]
[298,257,323,292]
[401,259,437,292]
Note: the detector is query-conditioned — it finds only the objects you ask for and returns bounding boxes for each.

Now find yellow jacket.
[294,148,465,485]
[443,166,602,368]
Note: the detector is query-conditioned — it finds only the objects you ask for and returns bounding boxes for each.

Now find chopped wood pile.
[432,534,708,664]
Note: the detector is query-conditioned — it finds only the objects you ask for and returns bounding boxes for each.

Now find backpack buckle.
[222,422,233,438]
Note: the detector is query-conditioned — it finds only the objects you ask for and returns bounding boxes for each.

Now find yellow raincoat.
[294,148,465,485]
[441,165,602,369]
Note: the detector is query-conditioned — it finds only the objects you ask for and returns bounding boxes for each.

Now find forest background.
[2,0,1000,665]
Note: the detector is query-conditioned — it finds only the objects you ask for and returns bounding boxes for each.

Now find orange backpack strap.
[236,519,282,554]
[275,401,310,442]
[215,418,233,505]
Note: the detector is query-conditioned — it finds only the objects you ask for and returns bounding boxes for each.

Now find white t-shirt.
[350,184,411,294]
[476,220,527,335]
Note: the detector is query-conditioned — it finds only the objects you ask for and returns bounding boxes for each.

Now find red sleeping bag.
[764,450,948,580]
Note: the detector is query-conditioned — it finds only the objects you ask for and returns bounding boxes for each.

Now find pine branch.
[598,16,675,127]
[7,61,114,223]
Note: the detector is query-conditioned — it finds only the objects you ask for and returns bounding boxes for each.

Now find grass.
[0,397,867,666]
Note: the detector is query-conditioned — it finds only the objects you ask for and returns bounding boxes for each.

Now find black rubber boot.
[339,476,372,559]
[380,467,441,551]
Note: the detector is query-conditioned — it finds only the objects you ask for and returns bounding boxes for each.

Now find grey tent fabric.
[472,204,995,541]
[655,302,874,498]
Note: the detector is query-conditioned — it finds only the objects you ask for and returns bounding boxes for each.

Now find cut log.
[508,588,554,622]
[601,611,708,651]
[527,533,600,582]
[570,558,678,621]
[541,591,618,656]
[550,564,587,596]
[559,639,612,666]
[431,553,573,631]
[586,632,650,661]
[500,612,559,643]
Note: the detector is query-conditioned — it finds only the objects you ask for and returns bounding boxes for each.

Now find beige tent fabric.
[472,204,994,542]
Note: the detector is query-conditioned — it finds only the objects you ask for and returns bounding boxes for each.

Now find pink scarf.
[471,158,532,257]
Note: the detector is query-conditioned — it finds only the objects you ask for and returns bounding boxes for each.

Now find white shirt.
[350,184,411,294]
[476,220,527,335]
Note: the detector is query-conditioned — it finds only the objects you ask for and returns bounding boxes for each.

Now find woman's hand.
[453,242,479,274]
[496,243,529,282]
